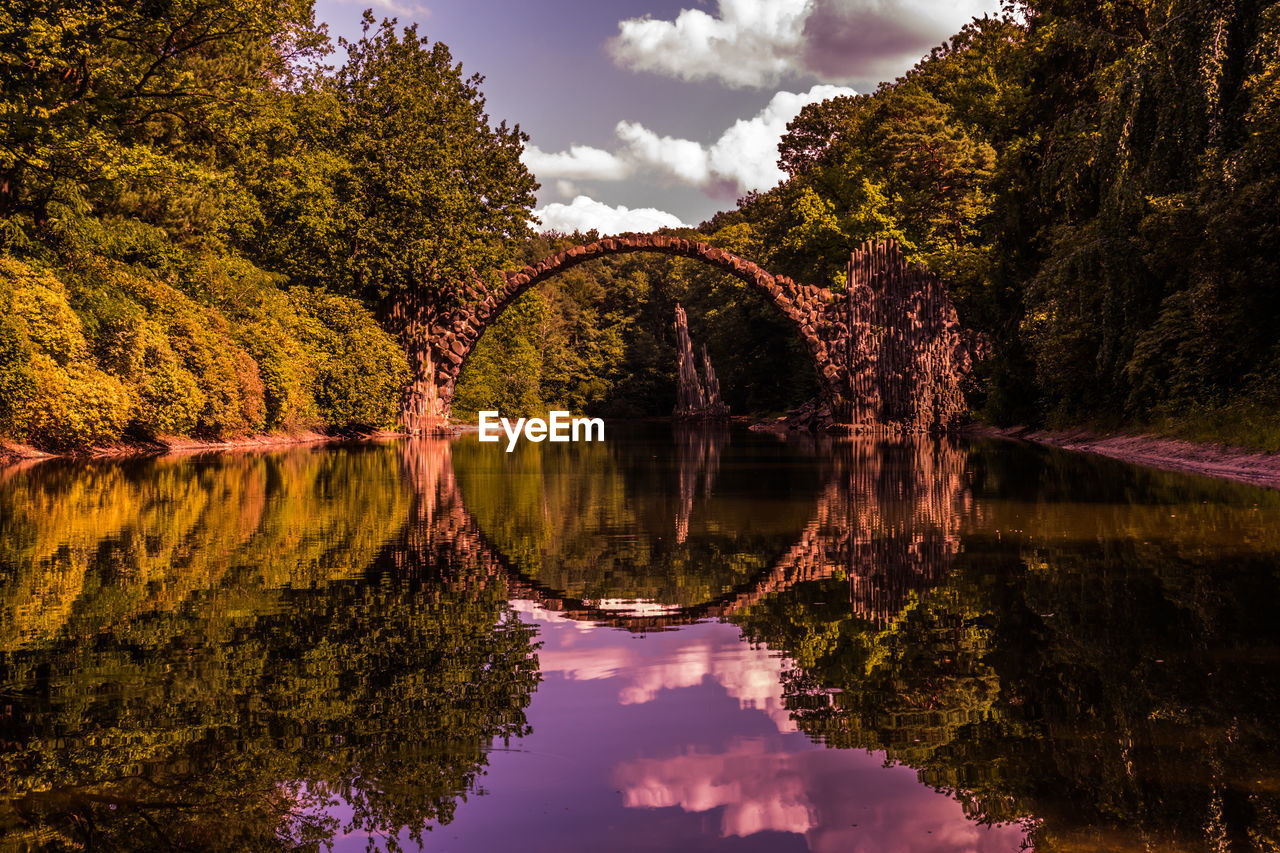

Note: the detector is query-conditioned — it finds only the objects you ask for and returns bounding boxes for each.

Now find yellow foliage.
[0,260,130,448]
[0,252,407,449]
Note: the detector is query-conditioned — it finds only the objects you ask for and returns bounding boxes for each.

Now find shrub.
[1,250,406,449]
[106,265,267,439]
[0,259,129,448]
[129,320,206,436]
[15,354,130,449]
[292,288,408,430]
[0,276,36,429]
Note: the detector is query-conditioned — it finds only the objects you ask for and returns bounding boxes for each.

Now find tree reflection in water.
[733,440,1280,851]
[0,444,539,852]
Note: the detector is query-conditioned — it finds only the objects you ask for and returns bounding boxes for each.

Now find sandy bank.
[972,425,1280,490]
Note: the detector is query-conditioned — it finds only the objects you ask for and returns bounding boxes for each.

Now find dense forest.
[0,2,531,450]
[2,0,1277,450]
[463,0,1280,447]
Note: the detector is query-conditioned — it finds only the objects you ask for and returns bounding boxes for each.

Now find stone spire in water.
[674,304,729,421]
[674,304,707,418]
[699,343,729,420]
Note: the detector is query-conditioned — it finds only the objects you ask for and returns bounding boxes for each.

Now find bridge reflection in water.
[392,428,975,631]
[379,428,1028,853]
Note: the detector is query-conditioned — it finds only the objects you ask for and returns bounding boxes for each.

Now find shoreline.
[6,421,1279,491]
[0,429,420,466]
[969,425,1280,490]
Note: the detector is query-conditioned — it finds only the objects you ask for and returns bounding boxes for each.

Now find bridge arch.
[405,234,852,432]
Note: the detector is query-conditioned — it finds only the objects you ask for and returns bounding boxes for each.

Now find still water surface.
[3,426,1280,851]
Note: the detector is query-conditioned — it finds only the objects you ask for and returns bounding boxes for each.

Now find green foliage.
[244,14,538,305]
[3,0,1274,440]
[293,288,409,429]
[453,230,820,419]
[0,250,408,449]
[453,290,549,419]
[105,262,269,438]
[1,0,507,447]
[997,0,1280,430]
[0,0,325,238]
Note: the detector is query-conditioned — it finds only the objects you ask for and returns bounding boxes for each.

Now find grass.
[1145,395,1280,454]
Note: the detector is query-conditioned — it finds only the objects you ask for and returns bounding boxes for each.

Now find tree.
[0,0,324,238]
[246,13,539,432]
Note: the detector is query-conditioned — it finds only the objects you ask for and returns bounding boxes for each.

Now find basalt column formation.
[844,240,985,433]
[673,304,729,421]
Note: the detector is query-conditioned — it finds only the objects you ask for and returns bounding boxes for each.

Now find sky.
[314,0,1002,234]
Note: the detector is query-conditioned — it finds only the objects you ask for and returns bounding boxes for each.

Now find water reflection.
[674,423,729,545]
[2,432,1280,850]
[734,440,1280,851]
[449,430,969,630]
[746,437,974,625]
[614,740,1019,852]
[0,447,538,851]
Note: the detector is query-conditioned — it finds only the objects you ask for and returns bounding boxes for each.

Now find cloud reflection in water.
[498,601,1027,853]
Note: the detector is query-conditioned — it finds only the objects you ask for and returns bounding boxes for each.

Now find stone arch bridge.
[402,235,982,434]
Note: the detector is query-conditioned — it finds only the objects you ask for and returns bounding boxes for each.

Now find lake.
[3,425,1280,851]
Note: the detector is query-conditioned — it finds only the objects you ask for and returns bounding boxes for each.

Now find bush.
[0,259,130,448]
[130,320,206,436]
[0,249,408,450]
[187,251,318,433]
[292,288,408,430]
[105,264,268,439]
[0,278,37,430]
[15,354,130,449]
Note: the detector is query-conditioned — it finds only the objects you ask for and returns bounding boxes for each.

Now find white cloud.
[524,85,855,202]
[528,84,857,200]
[705,84,855,193]
[610,0,810,89]
[615,122,714,187]
[533,195,686,235]
[609,0,1003,89]
[523,143,631,181]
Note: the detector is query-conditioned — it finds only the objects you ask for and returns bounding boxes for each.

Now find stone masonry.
[414,234,980,433]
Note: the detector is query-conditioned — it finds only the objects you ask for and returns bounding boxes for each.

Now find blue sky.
[315,0,1001,233]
